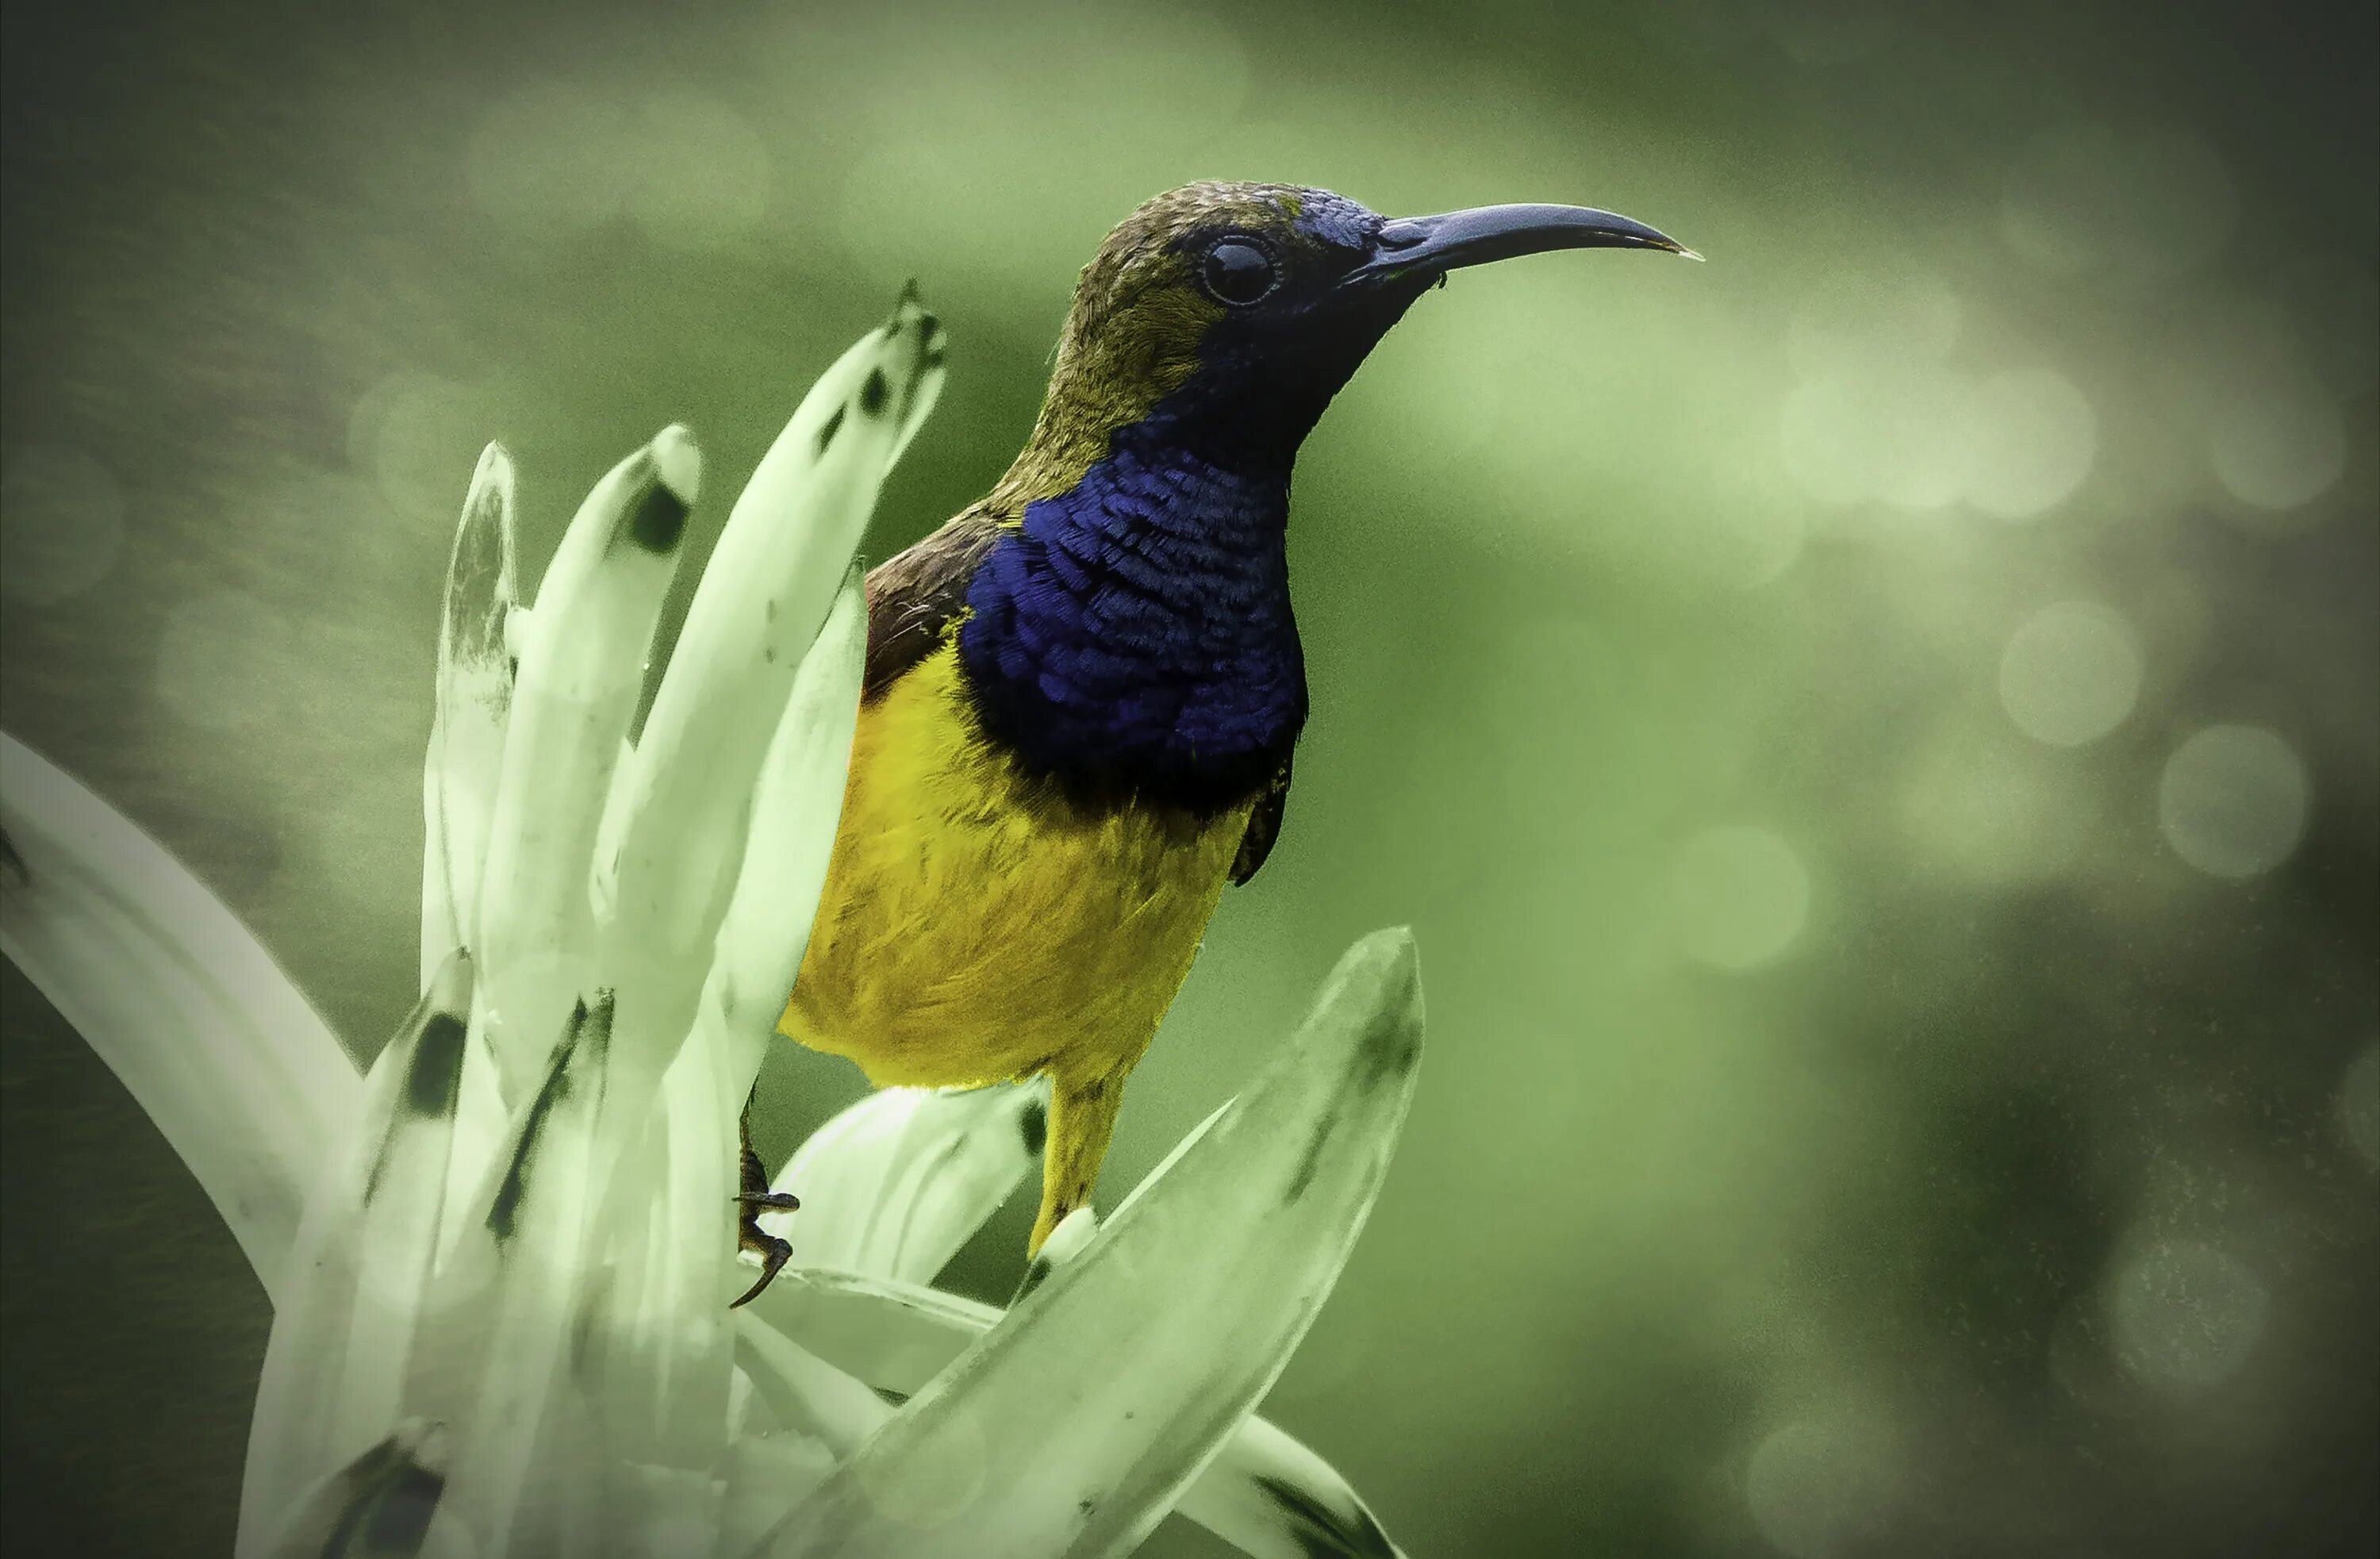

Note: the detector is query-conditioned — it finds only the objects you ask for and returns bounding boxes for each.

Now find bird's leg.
[1030,1069,1127,1256]
[731,1087,799,1310]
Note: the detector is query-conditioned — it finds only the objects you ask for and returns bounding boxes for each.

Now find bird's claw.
[731,1188,800,1309]
[731,1229,793,1309]
[734,1092,799,1308]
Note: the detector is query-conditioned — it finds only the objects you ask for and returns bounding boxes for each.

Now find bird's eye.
[1199,239,1278,306]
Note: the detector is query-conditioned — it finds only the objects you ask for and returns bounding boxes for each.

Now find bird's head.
[996,180,1694,502]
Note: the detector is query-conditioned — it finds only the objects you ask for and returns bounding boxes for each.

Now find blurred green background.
[3,0,2374,1553]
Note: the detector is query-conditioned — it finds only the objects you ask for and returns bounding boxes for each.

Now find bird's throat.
[957,427,1306,816]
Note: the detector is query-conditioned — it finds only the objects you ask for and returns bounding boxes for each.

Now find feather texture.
[959,431,1304,814]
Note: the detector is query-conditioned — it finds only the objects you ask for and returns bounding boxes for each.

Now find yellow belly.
[778,643,1249,1090]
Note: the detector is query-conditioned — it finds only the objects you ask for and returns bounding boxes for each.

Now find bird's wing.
[863,503,1007,698]
[1230,752,1292,885]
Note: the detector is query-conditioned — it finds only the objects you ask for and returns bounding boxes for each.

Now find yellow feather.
[780,643,1248,1099]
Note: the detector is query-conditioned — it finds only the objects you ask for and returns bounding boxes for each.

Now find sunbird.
[737,182,1692,1300]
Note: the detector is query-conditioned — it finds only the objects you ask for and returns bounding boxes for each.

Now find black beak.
[1339,203,1699,291]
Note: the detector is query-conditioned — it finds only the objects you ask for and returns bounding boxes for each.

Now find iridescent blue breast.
[956,429,1305,814]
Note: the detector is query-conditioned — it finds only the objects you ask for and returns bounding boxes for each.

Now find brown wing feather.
[862,502,1007,700]
[1230,753,1292,885]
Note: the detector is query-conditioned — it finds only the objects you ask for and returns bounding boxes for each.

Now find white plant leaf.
[761,929,1425,1559]
[578,1005,740,1506]
[720,1309,899,1559]
[741,1267,1004,1397]
[423,442,521,1227]
[747,1264,1403,1557]
[699,577,869,1092]
[474,428,697,1104]
[1008,1204,1098,1304]
[574,578,871,1518]
[602,294,942,993]
[588,735,635,925]
[238,950,474,1557]
[421,442,518,989]
[258,1418,454,1559]
[720,1434,836,1559]
[0,732,359,1297]
[763,1077,1046,1285]
[733,1309,892,1458]
[405,993,616,1549]
[1178,1416,1405,1559]
[588,296,944,1185]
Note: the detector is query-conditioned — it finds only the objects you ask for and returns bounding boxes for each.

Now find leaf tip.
[1252,1472,1401,1559]
[402,1011,470,1121]
[1338,928,1424,1081]
[651,422,702,508]
[425,943,474,1012]
[388,1415,451,1475]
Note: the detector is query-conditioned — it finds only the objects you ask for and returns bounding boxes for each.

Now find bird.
[734,181,1694,1304]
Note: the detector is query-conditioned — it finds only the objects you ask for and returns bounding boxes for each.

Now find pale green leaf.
[762,1077,1044,1285]
[745,1266,1404,1559]
[421,441,519,989]
[762,929,1425,1559]
[0,732,359,1297]
[258,1419,452,1559]
[405,994,616,1550]
[474,428,697,1104]
[239,951,474,1557]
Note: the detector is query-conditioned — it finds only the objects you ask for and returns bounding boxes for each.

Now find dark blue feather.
[958,419,1305,813]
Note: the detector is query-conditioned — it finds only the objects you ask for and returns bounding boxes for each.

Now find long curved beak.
[1339,203,1699,290]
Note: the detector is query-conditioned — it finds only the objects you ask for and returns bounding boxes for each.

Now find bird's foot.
[732,1101,798,1309]
[731,1187,800,1309]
